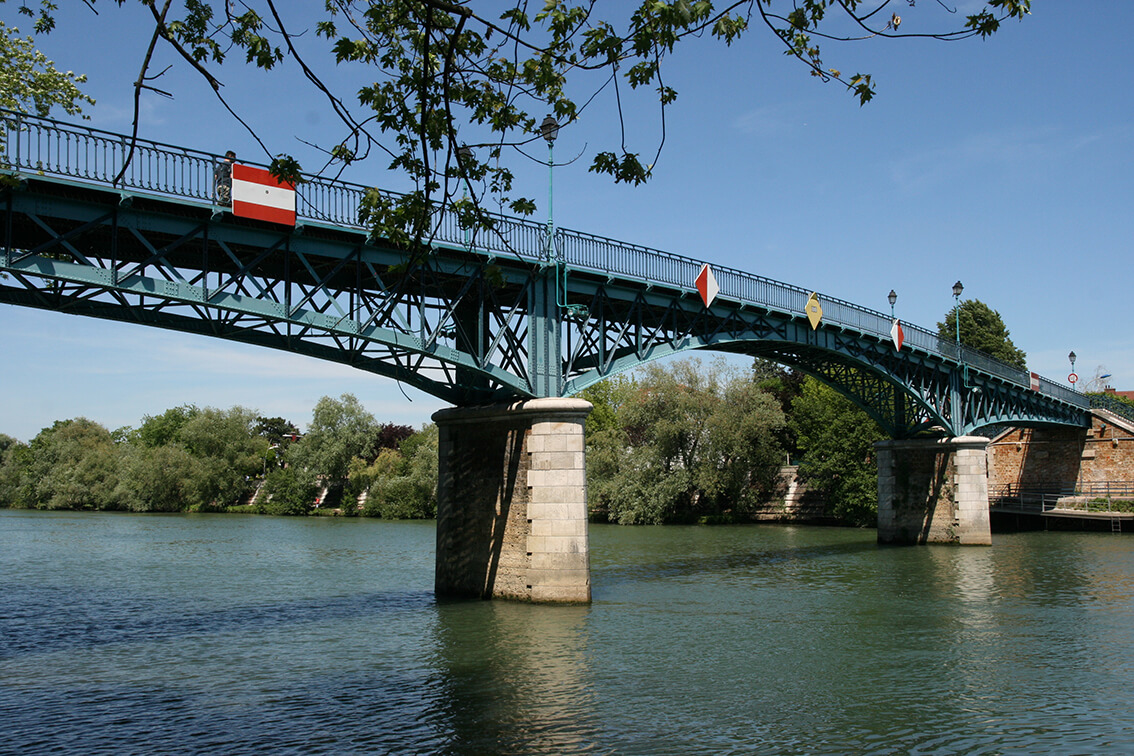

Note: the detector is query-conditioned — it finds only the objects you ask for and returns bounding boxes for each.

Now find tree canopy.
[789,376,885,527]
[0,395,437,516]
[585,358,786,524]
[937,298,1027,370]
[0,12,93,117]
[24,0,1029,247]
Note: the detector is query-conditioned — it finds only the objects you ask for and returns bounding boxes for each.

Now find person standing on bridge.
[214,150,236,206]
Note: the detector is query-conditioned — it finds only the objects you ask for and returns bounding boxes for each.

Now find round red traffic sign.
[1069,373,1078,384]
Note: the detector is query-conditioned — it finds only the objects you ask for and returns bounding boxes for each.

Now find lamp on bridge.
[458,145,473,248]
[952,280,964,352]
[541,114,560,262]
[457,145,473,180]
[1069,351,1077,390]
[888,289,897,319]
[952,280,977,391]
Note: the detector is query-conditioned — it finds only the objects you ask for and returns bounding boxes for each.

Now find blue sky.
[2,1,1132,441]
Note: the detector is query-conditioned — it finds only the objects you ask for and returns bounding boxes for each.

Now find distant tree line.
[0,394,436,518]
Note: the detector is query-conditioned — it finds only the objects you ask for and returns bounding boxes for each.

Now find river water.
[3,510,1134,755]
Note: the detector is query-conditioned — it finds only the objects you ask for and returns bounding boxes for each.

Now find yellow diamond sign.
[806,292,823,330]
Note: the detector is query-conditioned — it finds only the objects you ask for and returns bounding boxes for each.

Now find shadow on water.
[0,586,436,659]
[592,525,880,588]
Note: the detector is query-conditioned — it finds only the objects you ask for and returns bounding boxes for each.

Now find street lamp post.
[1069,351,1077,390]
[457,145,473,248]
[888,289,897,320]
[952,280,964,353]
[540,114,559,262]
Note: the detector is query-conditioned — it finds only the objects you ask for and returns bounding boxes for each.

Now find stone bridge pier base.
[432,398,592,603]
[875,436,992,545]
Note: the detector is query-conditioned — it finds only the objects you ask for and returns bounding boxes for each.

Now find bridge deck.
[0,110,1094,435]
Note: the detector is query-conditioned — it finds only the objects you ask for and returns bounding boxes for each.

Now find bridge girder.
[1,178,1090,438]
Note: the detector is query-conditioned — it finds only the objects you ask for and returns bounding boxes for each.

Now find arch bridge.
[0,111,1087,439]
[0,112,1096,601]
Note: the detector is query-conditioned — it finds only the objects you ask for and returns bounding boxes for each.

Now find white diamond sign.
[891,318,904,352]
[696,264,719,307]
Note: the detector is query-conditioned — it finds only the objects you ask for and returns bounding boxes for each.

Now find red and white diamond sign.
[890,318,904,352]
[696,263,718,307]
[232,164,296,226]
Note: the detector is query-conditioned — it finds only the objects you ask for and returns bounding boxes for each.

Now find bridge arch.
[0,110,1090,440]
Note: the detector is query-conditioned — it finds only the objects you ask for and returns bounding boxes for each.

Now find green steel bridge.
[0,111,1093,439]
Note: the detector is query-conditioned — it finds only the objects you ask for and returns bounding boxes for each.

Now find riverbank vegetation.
[581,358,881,526]
[0,358,883,527]
[0,395,437,518]
[0,366,871,525]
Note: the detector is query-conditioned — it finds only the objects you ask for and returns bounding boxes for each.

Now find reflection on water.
[429,601,596,755]
[3,512,1134,754]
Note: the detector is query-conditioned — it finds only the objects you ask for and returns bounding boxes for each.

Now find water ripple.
[5,513,1134,754]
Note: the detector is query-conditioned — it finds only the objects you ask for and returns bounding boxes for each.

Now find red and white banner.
[696,263,719,307]
[232,164,296,226]
[1030,372,1040,391]
[890,318,904,352]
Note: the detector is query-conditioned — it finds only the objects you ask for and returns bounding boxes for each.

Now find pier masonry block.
[433,398,592,603]
[875,436,992,545]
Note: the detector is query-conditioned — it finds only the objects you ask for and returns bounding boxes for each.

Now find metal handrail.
[1088,393,1134,425]
[989,481,1134,515]
[0,109,545,261]
[0,108,1087,409]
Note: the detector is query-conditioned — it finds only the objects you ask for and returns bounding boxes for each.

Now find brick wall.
[987,411,1134,490]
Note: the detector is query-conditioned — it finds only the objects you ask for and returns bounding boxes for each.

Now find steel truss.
[2,178,1089,437]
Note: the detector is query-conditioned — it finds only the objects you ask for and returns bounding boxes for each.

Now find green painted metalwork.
[0,111,1091,438]
[1087,393,1134,425]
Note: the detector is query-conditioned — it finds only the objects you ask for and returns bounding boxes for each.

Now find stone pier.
[432,398,592,603]
[875,436,992,545]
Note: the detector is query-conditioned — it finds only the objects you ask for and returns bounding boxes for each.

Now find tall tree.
[789,377,885,527]
[751,357,805,457]
[27,1,1028,246]
[254,416,300,446]
[21,418,121,510]
[355,424,438,519]
[287,393,378,482]
[937,299,1027,369]
[0,433,29,507]
[136,404,200,448]
[588,358,785,524]
[578,374,636,437]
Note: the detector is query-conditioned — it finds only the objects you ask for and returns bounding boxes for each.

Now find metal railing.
[0,108,1088,409]
[990,481,1134,515]
[1088,393,1134,425]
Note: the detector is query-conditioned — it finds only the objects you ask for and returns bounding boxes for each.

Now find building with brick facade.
[987,409,1134,494]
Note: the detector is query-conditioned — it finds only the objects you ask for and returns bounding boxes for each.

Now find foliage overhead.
[25,0,1029,247]
[936,298,1027,370]
[0,11,93,117]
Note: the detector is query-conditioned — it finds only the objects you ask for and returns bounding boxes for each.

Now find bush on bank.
[582,358,788,525]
